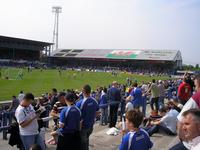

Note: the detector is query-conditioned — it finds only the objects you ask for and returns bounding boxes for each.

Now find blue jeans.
[158,96,165,109]
[20,134,45,150]
[142,96,147,117]
[100,108,108,125]
[146,125,176,136]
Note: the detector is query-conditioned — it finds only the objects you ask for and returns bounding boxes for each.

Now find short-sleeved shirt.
[178,82,191,101]
[158,84,165,97]
[141,84,148,92]
[160,109,179,134]
[76,97,99,129]
[130,87,143,107]
[59,105,81,134]
[150,83,159,98]
[119,128,153,150]
[15,104,38,136]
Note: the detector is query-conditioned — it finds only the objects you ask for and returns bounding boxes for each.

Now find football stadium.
[1,1,200,150]
[0,35,182,74]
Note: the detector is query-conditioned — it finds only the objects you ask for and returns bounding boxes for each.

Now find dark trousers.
[57,131,81,150]
[169,142,188,150]
[80,128,93,150]
[146,125,176,136]
[150,97,159,111]
[109,104,119,128]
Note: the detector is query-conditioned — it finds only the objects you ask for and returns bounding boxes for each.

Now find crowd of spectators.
[1,71,200,150]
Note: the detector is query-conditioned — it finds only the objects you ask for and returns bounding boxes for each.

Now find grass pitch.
[0,67,169,101]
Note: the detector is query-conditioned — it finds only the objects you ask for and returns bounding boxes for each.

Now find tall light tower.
[52,6,62,51]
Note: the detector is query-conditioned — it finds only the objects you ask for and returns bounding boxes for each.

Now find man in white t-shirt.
[15,93,45,150]
[145,106,178,136]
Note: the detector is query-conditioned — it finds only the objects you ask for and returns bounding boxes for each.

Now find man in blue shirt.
[119,110,153,150]
[126,83,143,109]
[57,93,81,150]
[76,84,99,150]
[130,83,143,108]
[108,81,121,128]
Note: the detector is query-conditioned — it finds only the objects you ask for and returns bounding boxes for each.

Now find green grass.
[0,67,169,101]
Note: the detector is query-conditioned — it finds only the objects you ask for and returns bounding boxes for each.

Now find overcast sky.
[0,0,199,65]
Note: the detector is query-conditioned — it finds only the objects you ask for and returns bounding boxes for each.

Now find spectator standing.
[158,80,166,109]
[99,87,108,125]
[15,93,45,150]
[108,81,121,128]
[76,84,99,150]
[50,92,67,129]
[130,82,143,109]
[18,90,25,103]
[146,79,160,111]
[57,93,81,150]
[7,95,20,123]
[8,95,20,114]
[178,77,191,105]
[50,88,58,107]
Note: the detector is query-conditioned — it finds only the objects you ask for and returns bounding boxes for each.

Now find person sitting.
[119,110,153,150]
[145,106,178,136]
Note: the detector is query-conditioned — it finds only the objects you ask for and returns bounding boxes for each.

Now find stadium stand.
[49,49,182,73]
[0,35,52,61]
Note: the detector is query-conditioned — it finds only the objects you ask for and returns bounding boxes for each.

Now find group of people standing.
[14,85,99,150]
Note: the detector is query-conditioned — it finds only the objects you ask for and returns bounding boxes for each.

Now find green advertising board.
[106,50,140,59]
